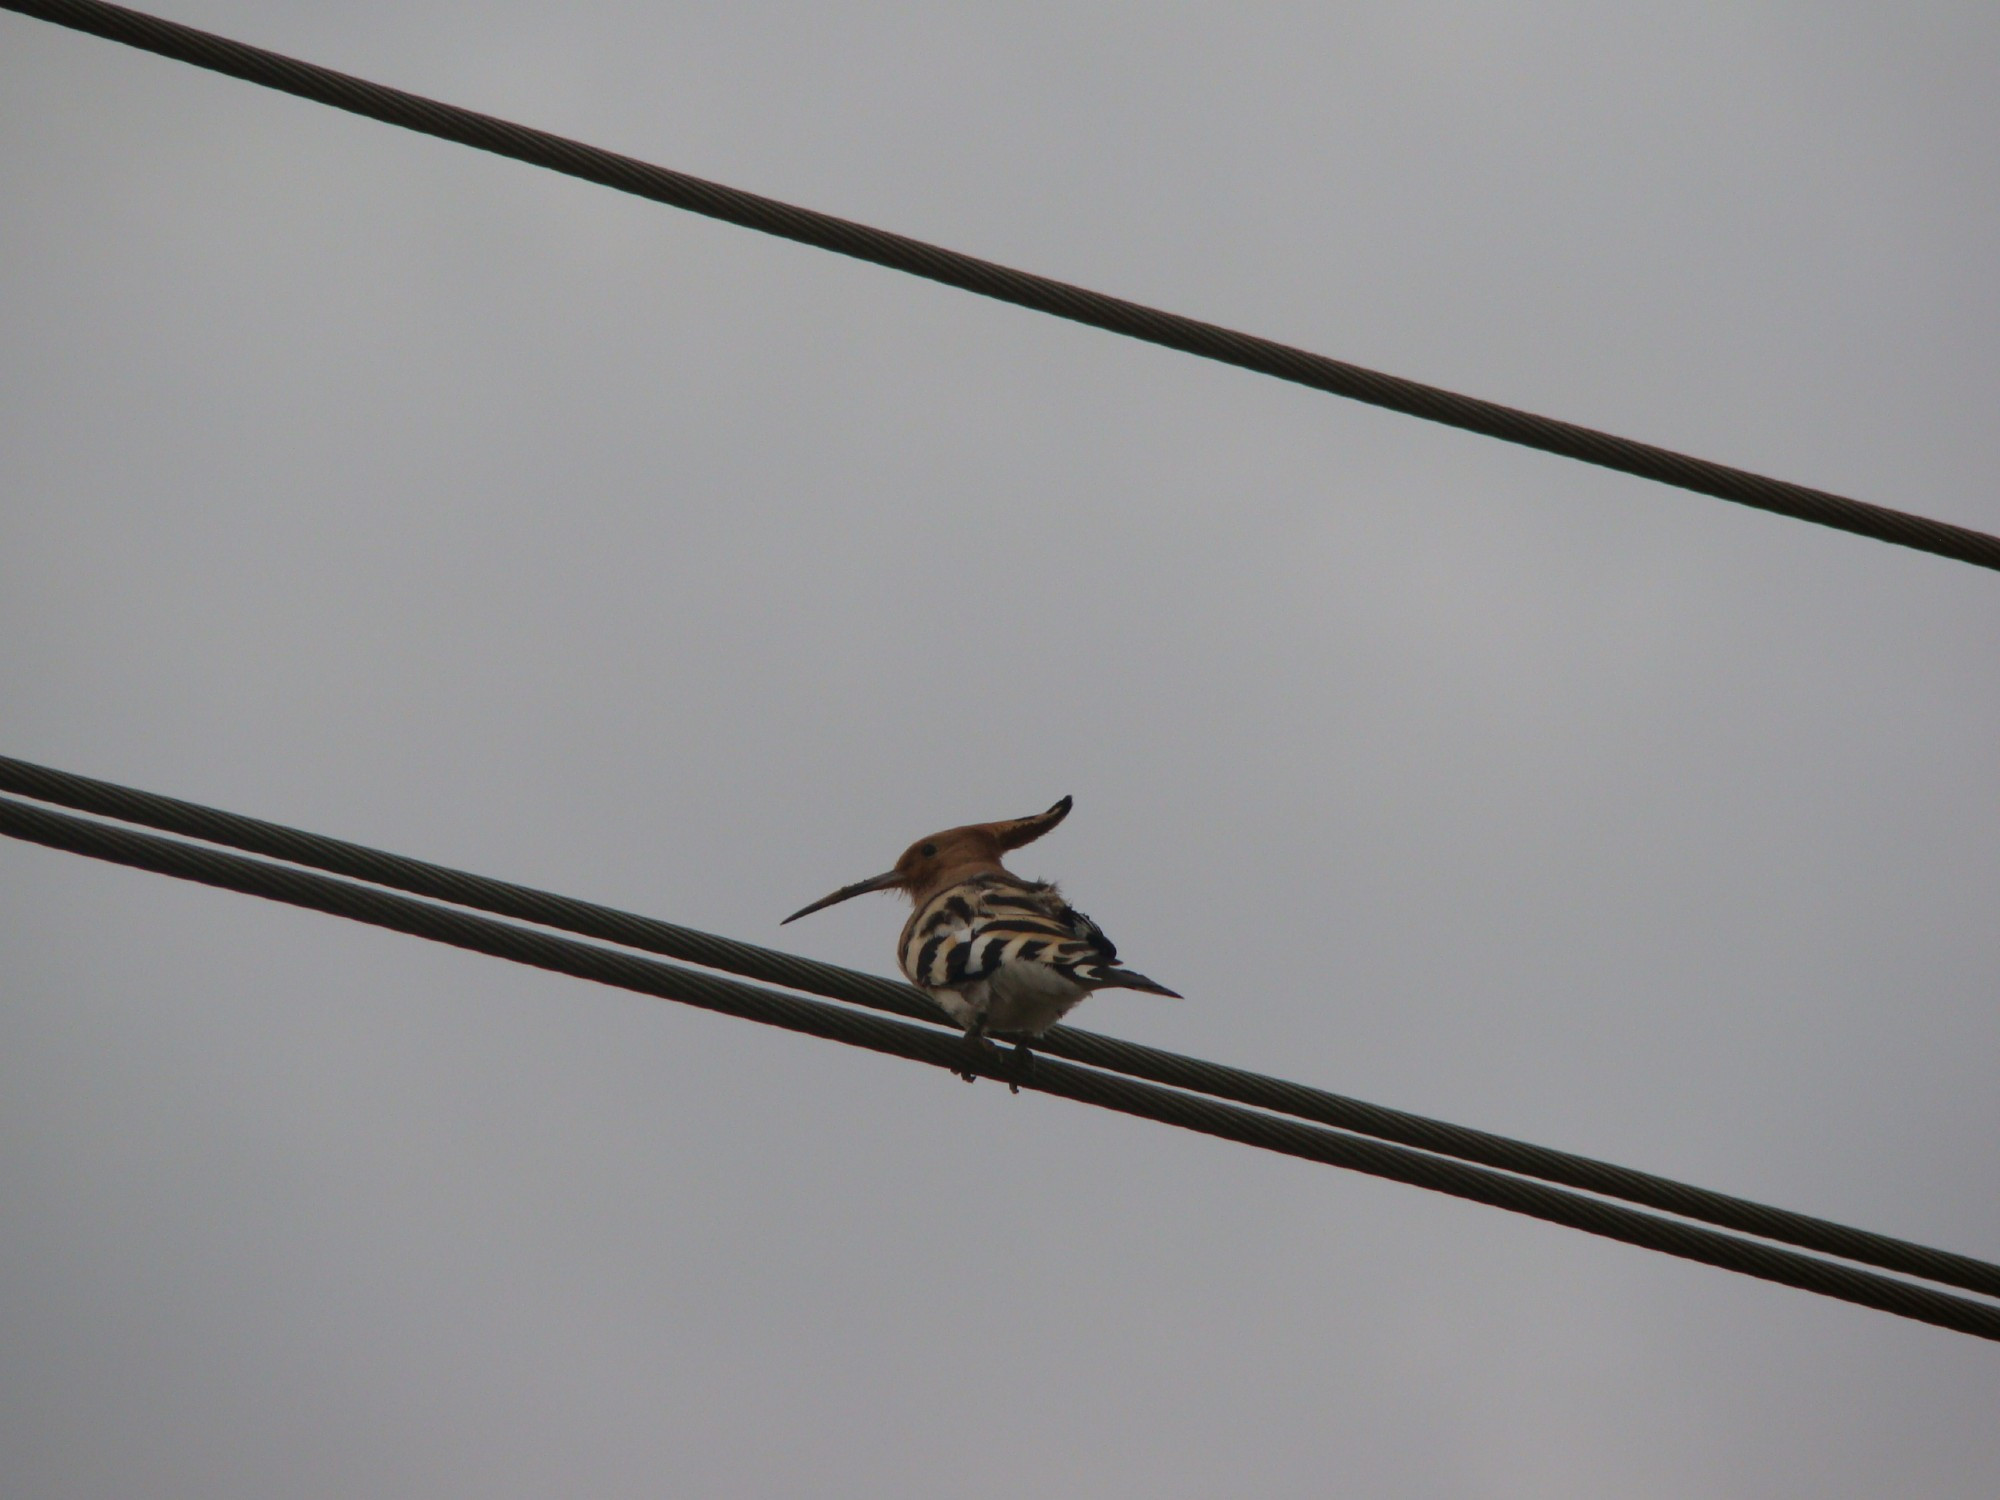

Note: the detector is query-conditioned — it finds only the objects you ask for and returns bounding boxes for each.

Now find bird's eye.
[920,842,938,858]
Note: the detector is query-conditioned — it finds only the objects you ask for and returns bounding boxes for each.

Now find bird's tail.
[1094,967,1183,999]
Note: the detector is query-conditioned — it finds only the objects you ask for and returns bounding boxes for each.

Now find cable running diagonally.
[6,792,1999,1341]
[3,753,1995,1301]
[4,0,1996,571]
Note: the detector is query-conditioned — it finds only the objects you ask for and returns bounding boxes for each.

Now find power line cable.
[5,782,1999,1342]
[4,752,1994,1302]
[6,0,1996,1339]
[5,0,1996,573]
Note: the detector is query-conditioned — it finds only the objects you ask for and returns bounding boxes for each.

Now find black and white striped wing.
[980,882,1182,998]
[900,878,1177,997]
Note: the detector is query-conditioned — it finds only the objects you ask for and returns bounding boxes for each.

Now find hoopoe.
[782,796,1180,1084]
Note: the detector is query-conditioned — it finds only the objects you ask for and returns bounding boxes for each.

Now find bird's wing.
[901,880,1066,987]
[900,888,981,990]
[904,878,1181,997]
[964,879,1176,993]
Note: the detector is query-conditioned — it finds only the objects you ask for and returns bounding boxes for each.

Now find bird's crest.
[983,794,1072,851]
[782,796,1073,923]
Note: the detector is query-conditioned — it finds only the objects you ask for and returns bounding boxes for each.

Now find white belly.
[931,959,1089,1038]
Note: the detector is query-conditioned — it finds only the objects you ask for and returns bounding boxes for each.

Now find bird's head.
[781,795,1072,923]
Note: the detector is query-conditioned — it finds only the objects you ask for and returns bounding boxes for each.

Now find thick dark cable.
[5,752,1996,1304]
[5,794,2000,1342]
[6,0,1996,572]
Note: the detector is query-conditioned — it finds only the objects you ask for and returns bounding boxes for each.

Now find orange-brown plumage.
[882,796,1075,908]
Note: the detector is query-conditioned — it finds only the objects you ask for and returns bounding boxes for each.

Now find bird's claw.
[955,1031,1001,1083]
[1006,1042,1034,1095]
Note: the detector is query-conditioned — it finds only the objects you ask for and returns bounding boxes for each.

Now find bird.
[782,795,1180,1086]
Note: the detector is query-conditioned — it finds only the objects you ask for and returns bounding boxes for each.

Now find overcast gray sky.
[4,3,1998,1495]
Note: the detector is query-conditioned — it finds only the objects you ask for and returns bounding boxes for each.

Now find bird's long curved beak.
[781,870,902,925]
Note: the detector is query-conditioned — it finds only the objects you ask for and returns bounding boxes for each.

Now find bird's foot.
[1005,1042,1035,1095]
[954,1030,1002,1084]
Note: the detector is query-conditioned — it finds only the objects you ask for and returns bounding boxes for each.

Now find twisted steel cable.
[4,0,1996,571]
[4,753,1998,1310]
[5,791,1999,1342]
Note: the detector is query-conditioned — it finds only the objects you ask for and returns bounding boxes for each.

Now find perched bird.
[782,796,1180,1081]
